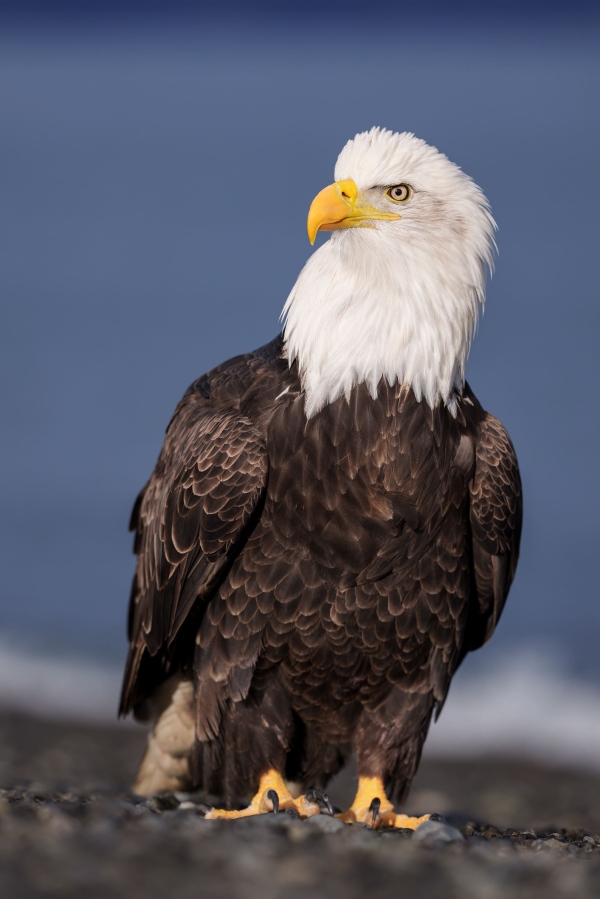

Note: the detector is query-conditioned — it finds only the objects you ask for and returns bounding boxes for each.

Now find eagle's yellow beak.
[307,178,401,245]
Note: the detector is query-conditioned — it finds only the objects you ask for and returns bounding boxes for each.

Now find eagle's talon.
[369,796,381,828]
[266,789,279,815]
[305,788,334,816]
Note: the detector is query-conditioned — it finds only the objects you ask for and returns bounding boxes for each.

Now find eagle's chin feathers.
[282,128,496,418]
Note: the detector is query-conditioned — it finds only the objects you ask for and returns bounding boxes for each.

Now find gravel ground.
[2,710,600,899]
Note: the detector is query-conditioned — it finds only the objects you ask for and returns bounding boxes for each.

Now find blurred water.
[1,16,599,691]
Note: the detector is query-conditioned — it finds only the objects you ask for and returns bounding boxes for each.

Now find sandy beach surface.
[2,709,600,899]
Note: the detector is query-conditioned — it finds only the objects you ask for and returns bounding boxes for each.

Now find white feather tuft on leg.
[133,675,195,796]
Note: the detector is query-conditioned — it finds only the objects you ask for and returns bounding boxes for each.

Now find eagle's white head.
[282,127,496,418]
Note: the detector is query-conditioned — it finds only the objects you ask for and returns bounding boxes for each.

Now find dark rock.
[141,793,180,812]
[480,824,503,840]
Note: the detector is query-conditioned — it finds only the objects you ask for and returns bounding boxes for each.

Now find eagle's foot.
[337,776,430,830]
[204,770,332,820]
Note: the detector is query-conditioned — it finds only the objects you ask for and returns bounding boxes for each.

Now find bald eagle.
[120,128,522,827]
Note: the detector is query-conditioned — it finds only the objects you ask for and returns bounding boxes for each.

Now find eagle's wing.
[465,412,522,654]
[119,389,268,716]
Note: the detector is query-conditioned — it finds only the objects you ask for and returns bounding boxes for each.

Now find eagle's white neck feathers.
[282,128,496,418]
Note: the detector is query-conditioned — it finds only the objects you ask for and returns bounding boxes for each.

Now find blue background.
[2,2,599,687]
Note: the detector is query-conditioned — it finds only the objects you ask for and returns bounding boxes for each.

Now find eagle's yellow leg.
[205,769,331,820]
[337,776,430,829]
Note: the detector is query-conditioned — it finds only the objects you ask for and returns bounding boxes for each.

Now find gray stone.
[533,838,568,855]
[304,813,346,833]
[228,811,295,831]
[412,819,465,844]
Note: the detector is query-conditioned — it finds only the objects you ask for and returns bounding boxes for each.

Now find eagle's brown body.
[120,335,521,805]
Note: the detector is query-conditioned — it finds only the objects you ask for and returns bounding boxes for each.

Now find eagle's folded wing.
[466,413,522,653]
[119,392,268,715]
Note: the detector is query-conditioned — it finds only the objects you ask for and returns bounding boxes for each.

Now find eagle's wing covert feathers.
[119,392,268,715]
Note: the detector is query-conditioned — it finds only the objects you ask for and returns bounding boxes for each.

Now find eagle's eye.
[386,184,411,203]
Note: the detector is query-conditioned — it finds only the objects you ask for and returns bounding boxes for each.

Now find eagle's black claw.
[306,788,334,816]
[369,797,381,828]
[266,789,279,815]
